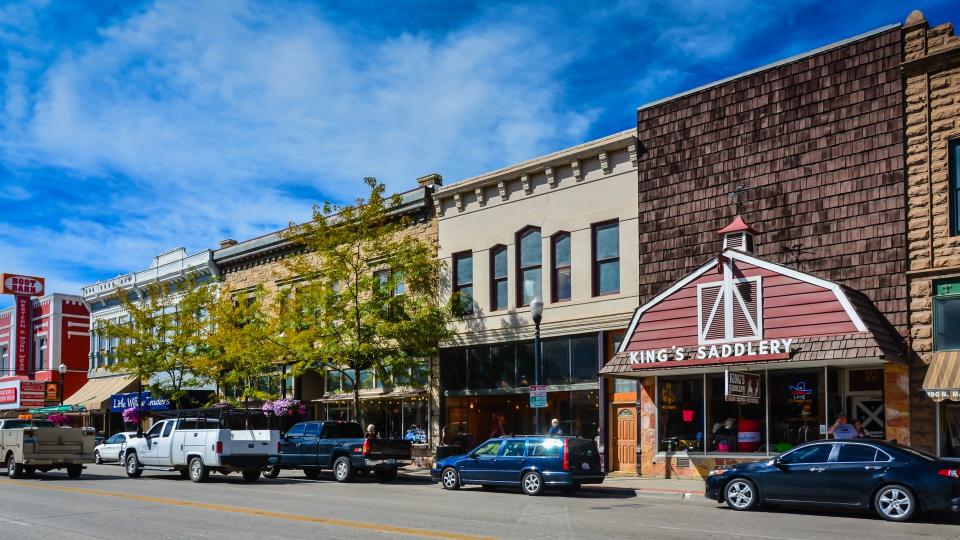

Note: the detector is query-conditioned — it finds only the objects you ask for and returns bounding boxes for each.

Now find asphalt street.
[0,464,958,540]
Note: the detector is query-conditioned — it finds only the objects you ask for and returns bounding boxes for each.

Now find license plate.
[581,463,590,470]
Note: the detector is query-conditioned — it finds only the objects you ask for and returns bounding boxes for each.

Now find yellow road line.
[5,480,494,540]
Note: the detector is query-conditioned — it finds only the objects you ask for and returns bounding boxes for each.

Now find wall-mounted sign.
[629,338,794,367]
[14,295,31,375]
[110,391,171,413]
[529,385,547,409]
[46,383,59,402]
[725,370,761,404]
[1,274,45,296]
[0,380,44,410]
[0,386,17,406]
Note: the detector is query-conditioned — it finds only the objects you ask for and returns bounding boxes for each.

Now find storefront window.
[768,369,823,451]
[571,336,598,382]
[517,341,534,386]
[490,345,515,388]
[935,296,960,350]
[542,338,570,385]
[942,402,960,458]
[657,376,704,452]
[441,349,467,391]
[705,372,765,453]
[467,347,492,390]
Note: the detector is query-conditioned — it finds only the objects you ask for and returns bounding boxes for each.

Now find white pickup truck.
[1,418,95,479]
[123,409,279,483]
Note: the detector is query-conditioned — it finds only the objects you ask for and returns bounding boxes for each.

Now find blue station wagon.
[431,436,604,495]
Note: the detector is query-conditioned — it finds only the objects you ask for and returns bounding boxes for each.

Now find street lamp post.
[530,297,544,435]
[58,363,67,406]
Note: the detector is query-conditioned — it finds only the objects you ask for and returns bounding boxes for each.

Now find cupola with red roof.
[719,215,758,253]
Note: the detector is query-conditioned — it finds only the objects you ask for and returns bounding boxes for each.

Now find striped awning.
[922,351,960,402]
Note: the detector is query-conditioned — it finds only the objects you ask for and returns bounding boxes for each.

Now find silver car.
[94,432,136,464]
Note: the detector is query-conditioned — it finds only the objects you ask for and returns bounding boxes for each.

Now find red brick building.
[0,294,90,407]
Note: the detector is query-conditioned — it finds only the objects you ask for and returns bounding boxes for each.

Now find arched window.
[516,227,542,306]
[551,232,571,302]
[490,245,508,311]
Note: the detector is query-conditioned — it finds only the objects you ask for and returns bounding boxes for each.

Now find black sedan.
[705,440,960,522]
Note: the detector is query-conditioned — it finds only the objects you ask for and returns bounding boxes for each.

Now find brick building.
[213,178,442,450]
[902,10,960,457]
[600,23,912,477]
[0,293,90,410]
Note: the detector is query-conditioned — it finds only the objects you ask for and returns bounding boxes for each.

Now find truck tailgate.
[367,439,412,460]
[223,430,279,456]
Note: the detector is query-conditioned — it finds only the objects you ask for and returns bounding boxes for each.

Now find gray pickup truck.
[0,419,96,479]
[269,421,412,482]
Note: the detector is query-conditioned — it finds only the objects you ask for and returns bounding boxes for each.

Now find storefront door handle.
[809,467,825,473]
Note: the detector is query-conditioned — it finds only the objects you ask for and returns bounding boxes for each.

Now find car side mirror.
[773,456,785,468]
[468,453,478,459]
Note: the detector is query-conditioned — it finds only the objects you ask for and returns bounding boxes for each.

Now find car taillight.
[937,468,960,478]
[362,438,371,456]
[562,439,570,471]
[215,441,223,454]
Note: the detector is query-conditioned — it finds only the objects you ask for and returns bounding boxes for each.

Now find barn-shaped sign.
[601,217,904,377]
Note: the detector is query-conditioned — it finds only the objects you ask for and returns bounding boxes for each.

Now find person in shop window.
[852,419,866,438]
[828,414,857,440]
[489,414,504,438]
[713,418,737,452]
[365,424,378,439]
[547,418,563,437]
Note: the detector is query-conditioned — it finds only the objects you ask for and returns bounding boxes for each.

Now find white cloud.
[0,0,599,297]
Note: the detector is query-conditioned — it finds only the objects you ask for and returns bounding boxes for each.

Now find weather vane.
[728,183,751,215]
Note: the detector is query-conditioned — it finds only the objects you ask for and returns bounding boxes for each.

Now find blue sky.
[0,0,957,307]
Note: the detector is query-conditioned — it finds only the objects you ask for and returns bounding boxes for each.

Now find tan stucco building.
[433,129,640,464]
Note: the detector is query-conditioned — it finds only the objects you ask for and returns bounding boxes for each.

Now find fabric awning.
[922,351,960,402]
[63,375,138,411]
[313,390,428,403]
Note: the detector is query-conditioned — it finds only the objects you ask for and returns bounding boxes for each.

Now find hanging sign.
[1,274,45,296]
[529,385,547,408]
[14,295,31,375]
[110,391,171,413]
[724,370,761,404]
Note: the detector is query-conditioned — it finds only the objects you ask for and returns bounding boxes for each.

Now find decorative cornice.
[571,160,582,182]
[453,192,464,212]
[475,187,485,207]
[545,167,556,189]
[521,175,532,195]
[628,143,638,167]
[497,180,508,201]
[433,196,443,217]
[599,152,610,174]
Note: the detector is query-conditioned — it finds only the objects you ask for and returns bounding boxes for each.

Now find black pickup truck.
[267,421,412,482]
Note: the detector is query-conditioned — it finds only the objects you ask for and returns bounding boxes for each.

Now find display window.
[657,376,703,452]
[706,372,765,453]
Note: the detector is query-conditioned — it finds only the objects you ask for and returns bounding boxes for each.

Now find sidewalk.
[401,468,712,505]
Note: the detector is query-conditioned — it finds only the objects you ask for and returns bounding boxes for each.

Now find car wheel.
[724,478,759,511]
[874,484,916,522]
[333,457,353,483]
[241,470,261,482]
[67,465,82,479]
[521,471,543,496]
[7,455,22,479]
[303,467,321,479]
[265,464,281,479]
[125,453,143,478]
[94,451,103,465]
[189,457,209,483]
[441,467,460,490]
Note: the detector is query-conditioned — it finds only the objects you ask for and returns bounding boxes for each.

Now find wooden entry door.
[612,405,637,473]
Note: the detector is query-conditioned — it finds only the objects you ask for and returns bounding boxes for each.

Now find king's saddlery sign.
[628,338,794,369]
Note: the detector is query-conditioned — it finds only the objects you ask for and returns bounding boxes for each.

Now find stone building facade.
[213,178,443,451]
[902,10,960,456]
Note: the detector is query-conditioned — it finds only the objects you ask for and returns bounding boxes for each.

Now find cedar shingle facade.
[635,26,907,336]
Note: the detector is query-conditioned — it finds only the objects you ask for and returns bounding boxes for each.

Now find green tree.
[200,284,286,406]
[96,279,214,404]
[280,177,456,421]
